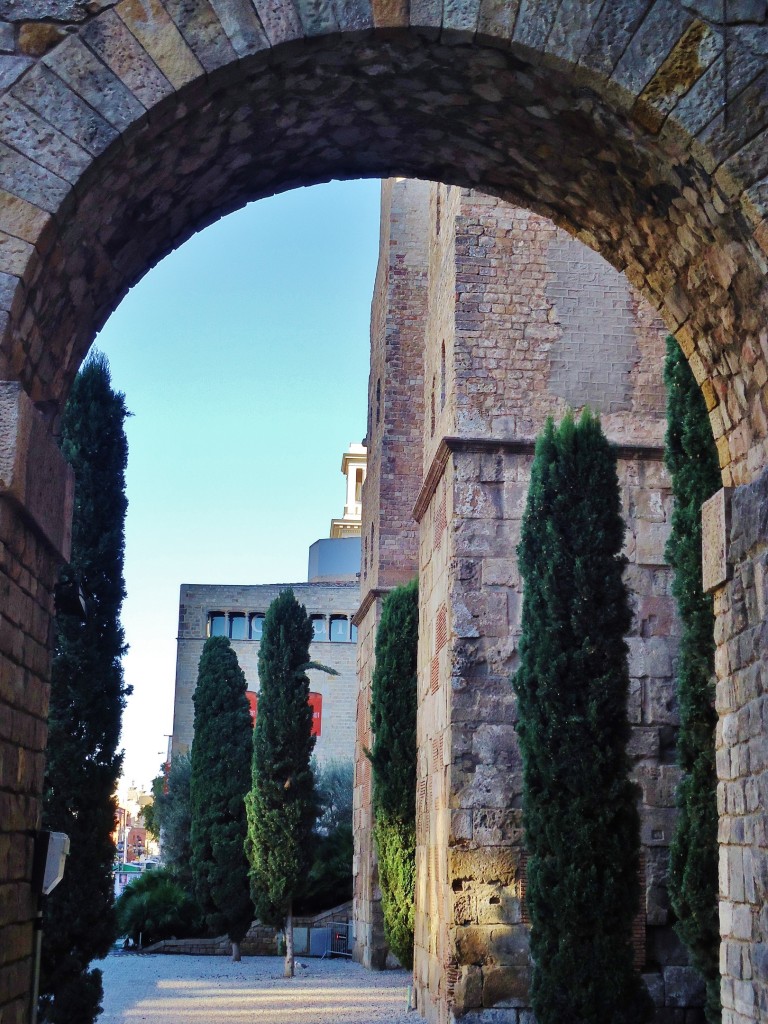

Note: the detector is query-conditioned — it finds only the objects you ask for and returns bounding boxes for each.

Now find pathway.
[100,953,416,1024]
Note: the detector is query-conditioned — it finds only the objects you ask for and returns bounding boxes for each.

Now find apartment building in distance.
[170,444,366,766]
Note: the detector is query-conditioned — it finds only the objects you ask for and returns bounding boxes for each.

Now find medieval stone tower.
[354,179,701,1023]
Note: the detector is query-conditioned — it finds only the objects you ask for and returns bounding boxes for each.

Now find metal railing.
[320,920,352,958]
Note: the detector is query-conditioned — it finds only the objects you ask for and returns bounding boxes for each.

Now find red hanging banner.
[246,690,322,737]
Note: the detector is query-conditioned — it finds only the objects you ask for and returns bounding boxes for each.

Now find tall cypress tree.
[513,411,652,1024]
[664,336,722,1023]
[367,578,418,969]
[39,351,130,1024]
[245,589,319,978]
[190,636,254,961]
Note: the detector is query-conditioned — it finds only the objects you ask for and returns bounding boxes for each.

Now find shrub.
[115,869,202,947]
[664,336,722,1023]
[367,578,418,970]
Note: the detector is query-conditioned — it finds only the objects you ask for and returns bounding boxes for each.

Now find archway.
[1,4,767,1022]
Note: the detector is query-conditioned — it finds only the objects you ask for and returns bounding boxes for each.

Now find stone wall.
[4,5,768,1020]
[714,471,768,1024]
[409,186,699,1022]
[353,178,428,970]
[353,180,699,1020]
[0,385,73,1024]
[2,0,767,505]
[142,901,352,957]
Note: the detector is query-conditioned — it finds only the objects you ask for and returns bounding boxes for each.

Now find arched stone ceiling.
[0,2,767,481]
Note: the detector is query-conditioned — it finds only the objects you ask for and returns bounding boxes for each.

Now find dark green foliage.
[315,758,354,834]
[36,968,104,1024]
[513,411,652,1024]
[664,336,722,1023]
[245,590,318,929]
[114,869,202,946]
[373,820,416,968]
[296,759,354,915]
[153,754,194,892]
[140,772,164,842]
[367,579,418,970]
[299,825,354,915]
[190,636,254,946]
[40,352,130,1023]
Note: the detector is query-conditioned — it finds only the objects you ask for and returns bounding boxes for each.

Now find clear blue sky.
[94,178,383,791]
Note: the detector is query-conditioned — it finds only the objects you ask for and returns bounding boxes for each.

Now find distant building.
[170,445,366,766]
[330,442,367,538]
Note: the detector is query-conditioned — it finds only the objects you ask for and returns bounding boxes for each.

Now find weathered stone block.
[0,383,73,561]
[482,965,530,1008]
[641,808,678,847]
[472,808,523,847]
[643,971,666,1007]
[454,964,483,1013]
[454,923,529,967]
[636,519,671,565]
[449,847,520,887]
[637,764,682,807]
[663,966,706,1008]
[628,727,661,762]
[703,487,733,593]
[642,678,680,726]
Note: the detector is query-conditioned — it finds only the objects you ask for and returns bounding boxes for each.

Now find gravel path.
[100,953,417,1024]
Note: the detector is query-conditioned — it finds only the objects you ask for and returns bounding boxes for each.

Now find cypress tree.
[367,578,418,969]
[245,589,319,978]
[39,351,130,1024]
[664,336,722,1023]
[512,410,652,1024]
[190,636,254,961]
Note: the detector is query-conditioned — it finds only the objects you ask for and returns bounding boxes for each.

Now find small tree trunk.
[284,904,295,978]
[231,940,241,963]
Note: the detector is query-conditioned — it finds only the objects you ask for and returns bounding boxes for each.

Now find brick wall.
[353,179,428,969]
[0,385,73,1024]
[714,471,768,1024]
[410,186,703,1023]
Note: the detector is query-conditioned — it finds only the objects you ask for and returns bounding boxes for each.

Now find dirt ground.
[100,953,417,1023]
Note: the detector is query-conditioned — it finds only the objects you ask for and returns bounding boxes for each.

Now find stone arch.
[0,3,764,484]
[1,3,768,1022]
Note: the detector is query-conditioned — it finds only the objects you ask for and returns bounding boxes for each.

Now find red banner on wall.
[246,691,322,737]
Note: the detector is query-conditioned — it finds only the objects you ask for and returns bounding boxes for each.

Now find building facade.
[354,181,700,1023]
[171,447,365,767]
